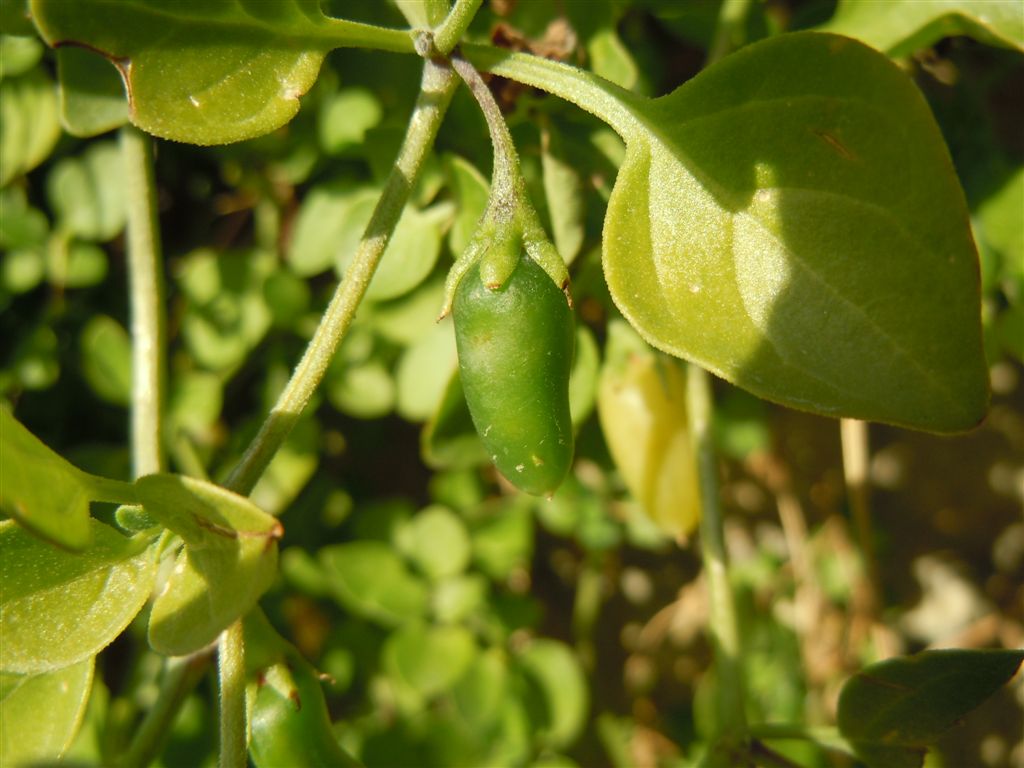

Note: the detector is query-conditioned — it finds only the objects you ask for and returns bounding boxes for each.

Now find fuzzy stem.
[433,0,483,55]
[218,621,246,768]
[120,125,165,478]
[224,58,457,497]
[688,365,746,737]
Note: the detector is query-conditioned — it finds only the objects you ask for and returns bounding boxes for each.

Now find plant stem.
[840,418,880,610]
[450,55,519,208]
[461,42,640,137]
[119,655,211,768]
[224,58,458,497]
[120,125,165,478]
[687,364,746,737]
[218,621,246,768]
[433,0,483,55]
[319,17,417,54]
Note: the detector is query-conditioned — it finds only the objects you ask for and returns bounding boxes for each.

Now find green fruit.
[597,352,700,539]
[250,657,359,768]
[453,254,574,496]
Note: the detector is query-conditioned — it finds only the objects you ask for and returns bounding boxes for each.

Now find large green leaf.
[30,0,413,145]
[0,520,157,674]
[0,657,94,765]
[837,649,1024,768]
[56,45,128,137]
[594,32,987,431]
[0,408,93,549]
[136,474,282,655]
[820,0,1024,57]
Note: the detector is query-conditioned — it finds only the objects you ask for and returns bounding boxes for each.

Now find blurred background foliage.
[1,0,1022,766]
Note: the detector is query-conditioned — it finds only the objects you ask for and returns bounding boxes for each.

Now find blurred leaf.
[838,649,1024,768]
[568,324,599,427]
[288,180,362,277]
[541,123,585,265]
[178,249,274,372]
[263,268,311,328]
[400,504,471,581]
[453,647,508,731]
[137,475,283,655]
[0,34,42,78]
[327,357,395,419]
[0,186,48,250]
[444,153,489,258]
[471,500,534,581]
[0,69,60,186]
[8,325,59,390]
[0,519,157,674]
[976,166,1023,272]
[320,541,428,625]
[517,639,588,750]
[0,408,93,548]
[598,32,988,431]
[383,622,477,701]
[30,0,355,145]
[0,657,93,765]
[368,275,446,346]
[47,140,127,241]
[432,573,487,624]
[820,0,1024,56]
[48,239,108,288]
[395,315,458,421]
[56,46,128,137]
[421,371,489,470]
[1,249,45,293]
[319,87,382,155]
[168,370,223,438]
[80,315,132,406]
[586,26,639,90]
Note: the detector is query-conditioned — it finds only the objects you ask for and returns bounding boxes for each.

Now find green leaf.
[318,87,382,155]
[399,505,471,581]
[0,657,94,765]
[48,239,109,288]
[421,371,489,470]
[319,541,428,626]
[837,649,1024,768]
[444,153,490,258]
[599,32,988,431]
[383,622,477,702]
[820,0,1024,57]
[56,46,128,137]
[0,34,42,79]
[47,140,127,241]
[568,324,599,427]
[0,68,60,186]
[586,25,639,91]
[29,0,410,145]
[80,315,132,406]
[517,639,588,750]
[250,415,319,516]
[137,474,283,655]
[395,315,458,421]
[541,122,585,265]
[0,520,157,673]
[0,408,93,549]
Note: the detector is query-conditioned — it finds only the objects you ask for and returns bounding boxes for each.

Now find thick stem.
[224,58,457,496]
[118,656,211,768]
[120,125,165,478]
[433,0,483,55]
[218,622,246,768]
[687,364,746,736]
